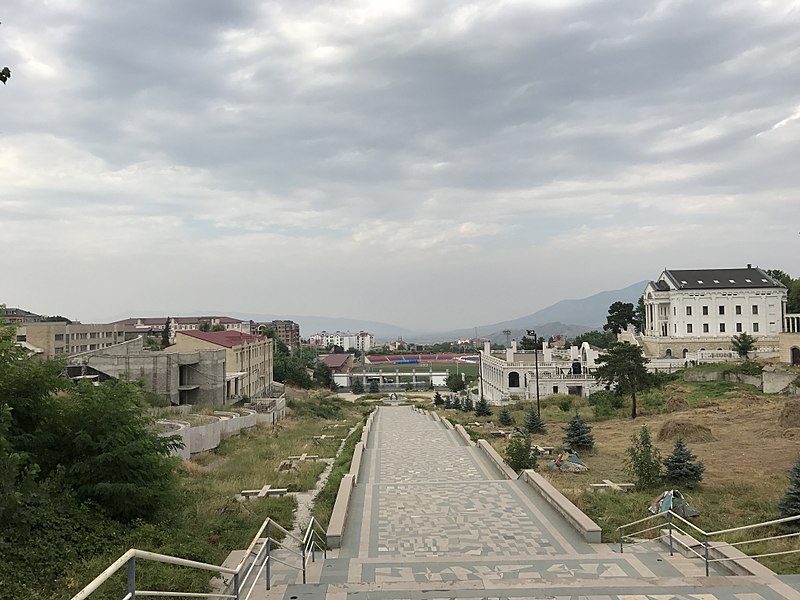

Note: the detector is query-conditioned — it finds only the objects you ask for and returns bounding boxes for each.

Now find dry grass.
[656,420,715,443]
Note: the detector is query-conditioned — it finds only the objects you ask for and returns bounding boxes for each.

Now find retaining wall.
[158,408,259,457]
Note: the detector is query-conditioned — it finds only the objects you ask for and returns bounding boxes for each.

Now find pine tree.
[625,425,662,489]
[433,391,444,406]
[664,438,704,488]
[452,396,462,410]
[778,455,800,518]
[525,407,546,434]
[498,406,514,426]
[462,396,474,412]
[351,378,364,394]
[562,413,594,451]
[161,317,171,349]
[444,396,453,409]
[475,397,492,417]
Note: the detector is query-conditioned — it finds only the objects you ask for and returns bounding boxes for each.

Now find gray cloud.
[2,0,799,330]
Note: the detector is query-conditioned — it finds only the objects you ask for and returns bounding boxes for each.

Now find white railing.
[71,517,328,600]
[618,511,800,576]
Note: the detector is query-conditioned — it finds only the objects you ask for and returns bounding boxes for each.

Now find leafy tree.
[34,380,181,521]
[625,425,662,489]
[41,315,73,323]
[664,438,704,488]
[594,342,651,419]
[351,378,364,394]
[433,391,444,406]
[369,379,379,394]
[198,320,211,332]
[562,413,594,450]
[505,435,536,472]
[789,280,800,313]
[498,406,514,426]
[731,332,756,359]
[210,324,225,332]
[778,455,800,518]
[143,336,161,351]
[313,362,333,389]
[274,352,313,388]
[519,336,540,350]
[446,372,466,392]
[161,317,172,348]
[767,269,793,288]
[604,301,638,335]
[475,397,492,417]
[525,407,546,434]
[572,330,616,349]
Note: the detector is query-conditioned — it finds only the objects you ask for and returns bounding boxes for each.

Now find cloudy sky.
[2,1,799,331]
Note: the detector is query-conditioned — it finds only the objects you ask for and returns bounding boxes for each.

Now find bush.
[724,362,764,376]
[433,391,443,406]
[625,425,662,490]
[351,379,364,394]
[505,436,536,472]
[589,390,623,420]
[558,397,572,412]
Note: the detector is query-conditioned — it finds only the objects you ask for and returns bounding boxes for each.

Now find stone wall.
[158,409,260,458]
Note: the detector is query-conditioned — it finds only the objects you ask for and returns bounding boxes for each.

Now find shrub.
[351,379,364,394]
[663,438,704,488]
[558,397,572,412]
[625,425,662,490]
[433,391,444,406]
[505,436,536,472]
[562,414,594,451]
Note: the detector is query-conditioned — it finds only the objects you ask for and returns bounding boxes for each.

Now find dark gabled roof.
[651,280,670,291]
[662,268,785,290]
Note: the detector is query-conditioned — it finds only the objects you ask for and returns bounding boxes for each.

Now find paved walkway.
[280,406,799,600]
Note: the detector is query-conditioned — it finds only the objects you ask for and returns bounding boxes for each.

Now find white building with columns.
[640,266,787,358]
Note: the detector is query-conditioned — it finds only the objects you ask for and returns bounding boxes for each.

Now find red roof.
[177,330,266,348]
[321,354,351,369]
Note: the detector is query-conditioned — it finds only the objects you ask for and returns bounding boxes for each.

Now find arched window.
[682,349,689,358]
[665,349,672,358]
[792,347,800,366]
[508,372,520,387]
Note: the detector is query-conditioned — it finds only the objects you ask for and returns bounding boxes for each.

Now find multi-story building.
[1,307,43,324]
[17,322,127,358]
[309,330,374,352]
[67,337,226,405]
[113,316,250,342]
[251,320,301,347]
[640,266,787,358]
[168,330,273,400]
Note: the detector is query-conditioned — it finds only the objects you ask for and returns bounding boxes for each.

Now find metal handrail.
[71,513,330,600]
[618,510,800,576]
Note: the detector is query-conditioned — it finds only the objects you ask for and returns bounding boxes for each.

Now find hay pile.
[657,420,715,443]
[779,401,800,428]
[665,397,689,413]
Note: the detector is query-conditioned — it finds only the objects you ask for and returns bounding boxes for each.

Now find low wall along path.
[276,406,799,600]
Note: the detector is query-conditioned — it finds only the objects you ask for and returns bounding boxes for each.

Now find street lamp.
[526,329,540,416]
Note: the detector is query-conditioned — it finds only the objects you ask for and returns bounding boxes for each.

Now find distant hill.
[414,280,648,343]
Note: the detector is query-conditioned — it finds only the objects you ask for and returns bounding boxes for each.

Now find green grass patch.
[311,424,364,530]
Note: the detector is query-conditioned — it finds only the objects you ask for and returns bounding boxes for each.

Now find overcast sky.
[2,1,799,331]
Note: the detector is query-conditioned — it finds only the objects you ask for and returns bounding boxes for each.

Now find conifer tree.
[433,391,444,406]
[525,407,546,434]
[475,397,492,417]
[444,396,453,409]
[462,396,474,412]
[562,413,594,451]
[498,406,514,426]
[452,396,462,410]
[778,455,800,518]
[625,425,661,489]
[664,438,704,488]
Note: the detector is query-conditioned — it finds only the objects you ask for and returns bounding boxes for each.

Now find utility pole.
[502,329,512,349]
[527,329,540,416]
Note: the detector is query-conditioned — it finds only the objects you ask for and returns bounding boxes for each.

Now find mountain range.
[106,280,647,343]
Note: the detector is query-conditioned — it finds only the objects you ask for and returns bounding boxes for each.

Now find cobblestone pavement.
[278,406,799,600]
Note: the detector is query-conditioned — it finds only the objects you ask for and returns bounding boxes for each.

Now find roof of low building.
[321,354,351,369]
[659,267,785,290]
[177,330,267,348]
[114,315,246,326]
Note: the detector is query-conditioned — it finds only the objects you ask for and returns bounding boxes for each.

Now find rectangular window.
[702,306,709,315]
[719,306,725,315]
[686,306,692,316]
[736,323,742,332]
[753,323,759,332]
[752,305,759,314]
[673,307,676,316]
[703,323,709,333]
[719,323,726,333]
[735,305,742,315]
[54,334,64,341]
[687,324,693,333]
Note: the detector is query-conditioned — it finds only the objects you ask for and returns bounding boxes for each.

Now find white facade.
[309,330,374,352]
[640,267,787,358]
